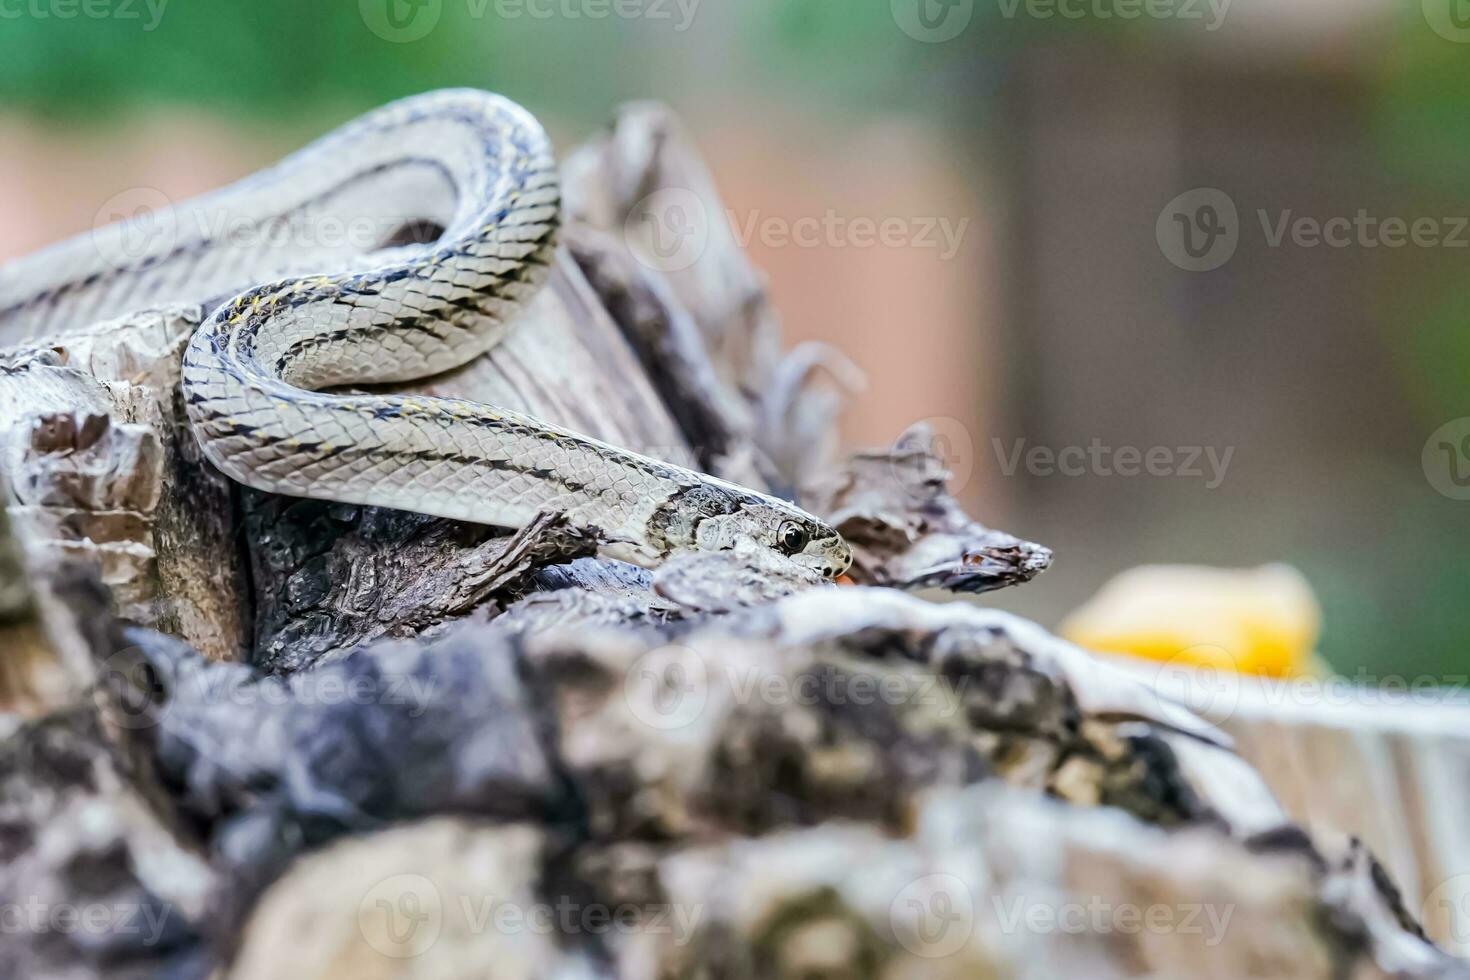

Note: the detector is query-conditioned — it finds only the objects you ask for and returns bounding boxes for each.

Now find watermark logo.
[1423,0,1470,42]
[892,417,976,499]
[1423,874,1470,948]
[1151,645,1241,722]
[624,188,710,273]
[360,0,442,42]
[892,0,975,42]
[94,649,172,730]
[1156,188,1238,272]
[1423,418,1470,501]
[623,644,710,731]
[359,874,443,958]
[92,187,176,267]
[889,874,974,958]
[1422,875,1470,952]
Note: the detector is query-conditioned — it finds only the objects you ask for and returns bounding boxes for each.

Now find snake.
[0,89,851,579]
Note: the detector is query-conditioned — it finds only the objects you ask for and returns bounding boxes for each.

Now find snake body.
[0,90,850,578]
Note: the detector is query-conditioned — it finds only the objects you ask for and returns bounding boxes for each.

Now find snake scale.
[0,89,851,579]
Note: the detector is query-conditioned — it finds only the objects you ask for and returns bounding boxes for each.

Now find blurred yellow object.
[1058,564,1322,679]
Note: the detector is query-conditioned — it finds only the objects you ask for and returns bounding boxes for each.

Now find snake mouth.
[826,548,855,581]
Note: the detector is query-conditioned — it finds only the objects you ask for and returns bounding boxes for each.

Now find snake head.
[646,481,851,579]
[698,495,852,581]
[754,504,852,581]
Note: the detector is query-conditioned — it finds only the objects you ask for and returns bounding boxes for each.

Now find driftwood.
[0,102,1465,978]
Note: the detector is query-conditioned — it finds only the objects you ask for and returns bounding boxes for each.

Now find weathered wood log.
[197,591,1444,977]
[0,538,215,979]
[0,307,249,662]
[0,477,70,721]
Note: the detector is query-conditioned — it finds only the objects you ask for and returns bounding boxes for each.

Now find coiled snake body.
[0,90,850,578]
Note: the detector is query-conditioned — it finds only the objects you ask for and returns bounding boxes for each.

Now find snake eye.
[777,521,809,556]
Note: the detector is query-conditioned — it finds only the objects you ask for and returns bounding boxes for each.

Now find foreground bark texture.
[0,103,1464,979]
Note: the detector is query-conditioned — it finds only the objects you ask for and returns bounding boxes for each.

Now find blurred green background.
[1,0,1466,681]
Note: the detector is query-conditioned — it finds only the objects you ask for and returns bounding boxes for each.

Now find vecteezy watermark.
[892,0,976,42]
[0,0,168,30]
[1423,418,1470,501]
[1150,646,1242,721]
[357,875,705,958]
[489,0,701,29]
[991,437,1235,489]
[1256,210,1470,250]
[1266,671,1470,710]
[989,894,1236,946]
[622,188,972,273]
[622,645,972,732]
[1423,0,1470,43]
[1152,651,1469,724]
[623,644,711,731]
[92,188,177,267]
[360,874,442,959]
[728,210,970,261]
[889,874,975,958]
[90,188,444,268]
[894,0,1228,42]
[360,0,699,42]
[1423,875,1470,948]
[94,648,441,730]
[359,0,442,41]
[0,898,174,947]
[1156,188,1240,272]
[889,416,978,499]
[624,189,711,273]
[994,0,1230,30]
[1158,187,1470,272]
